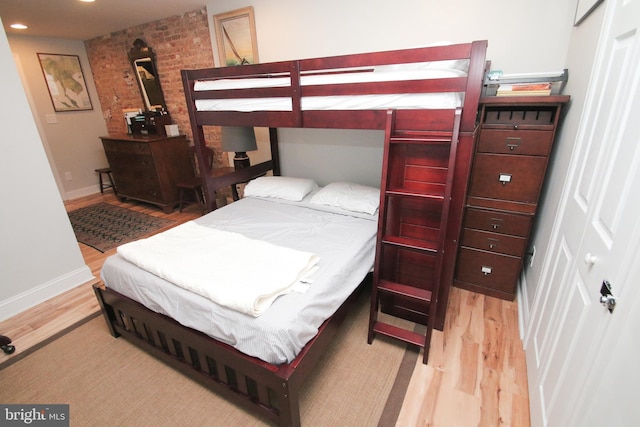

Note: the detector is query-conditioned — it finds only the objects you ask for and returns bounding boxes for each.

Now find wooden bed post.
[269,127,281,176]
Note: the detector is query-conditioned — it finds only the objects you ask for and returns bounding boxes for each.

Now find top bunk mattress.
[193,63,468,112]
[100,195,378,365]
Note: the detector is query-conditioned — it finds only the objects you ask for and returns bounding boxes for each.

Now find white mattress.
[194,67,466,111]
[100,196,377,364]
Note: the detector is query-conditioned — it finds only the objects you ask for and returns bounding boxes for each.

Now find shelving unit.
[368,108,461,364]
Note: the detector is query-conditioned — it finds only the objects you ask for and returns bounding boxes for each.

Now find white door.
[525,0,640,425]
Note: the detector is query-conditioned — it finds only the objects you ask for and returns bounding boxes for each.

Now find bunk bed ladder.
[368,108,462,364]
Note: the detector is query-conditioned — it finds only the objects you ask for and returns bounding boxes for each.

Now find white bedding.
[193,67,466,112]
[100,196,377,364]
[117,222,319,317]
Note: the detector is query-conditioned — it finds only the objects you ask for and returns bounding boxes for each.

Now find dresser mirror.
[129,38,166,111]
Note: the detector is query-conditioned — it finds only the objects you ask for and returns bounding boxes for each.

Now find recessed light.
[10,24,28,30]
[80,0,95,2]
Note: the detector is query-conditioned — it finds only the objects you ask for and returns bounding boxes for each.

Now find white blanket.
[116,221,319,317]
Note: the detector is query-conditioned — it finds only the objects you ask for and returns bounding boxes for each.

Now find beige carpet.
[0,294,417,426]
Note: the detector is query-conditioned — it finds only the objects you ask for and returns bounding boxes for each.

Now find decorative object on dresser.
[100,133,194,213]
[454,95,570,300]
[128,38,166,112]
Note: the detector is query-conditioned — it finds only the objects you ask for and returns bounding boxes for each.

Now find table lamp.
[221,126,257,169]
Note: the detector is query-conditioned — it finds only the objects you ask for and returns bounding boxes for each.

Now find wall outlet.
[64,171,72,181]
[529,245,536,267]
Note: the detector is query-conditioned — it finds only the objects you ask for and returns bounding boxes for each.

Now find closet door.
[525,0,640,424]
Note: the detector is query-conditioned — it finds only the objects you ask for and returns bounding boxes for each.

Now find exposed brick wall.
[84,8,227,167]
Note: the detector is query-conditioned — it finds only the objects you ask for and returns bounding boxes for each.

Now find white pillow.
[310,182,380,215]
[243,176,318,201]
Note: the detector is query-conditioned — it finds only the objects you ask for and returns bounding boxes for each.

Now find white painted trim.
[64,185,104,201]
[0,266,95,321]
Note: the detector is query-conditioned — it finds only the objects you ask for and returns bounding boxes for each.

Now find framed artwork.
[574,0,605,25]
[37,53,92,112]
[213,6,259,66]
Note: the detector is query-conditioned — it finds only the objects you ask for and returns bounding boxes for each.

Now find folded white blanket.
[116,221,319,317]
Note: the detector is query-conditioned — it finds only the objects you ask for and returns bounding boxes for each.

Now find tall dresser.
[101,134,193,213]
[454,95,570,300]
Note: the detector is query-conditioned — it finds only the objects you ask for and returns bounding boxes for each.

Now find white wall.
[0,19,94,321]
[519,5,607,323]
[8,35,110,200]
[206,0,577,185]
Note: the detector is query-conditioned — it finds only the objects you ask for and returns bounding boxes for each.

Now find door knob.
[584,253,597,265]
[600,280,616,313]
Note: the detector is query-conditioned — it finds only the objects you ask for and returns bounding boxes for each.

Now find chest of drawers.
[454,96,570,300]
[101,134,193,213]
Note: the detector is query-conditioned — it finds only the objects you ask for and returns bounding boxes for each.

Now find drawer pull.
[488,238,499,249]
[506,136,521,150]
[499,173,512,185]
[481,266,492,275]
[490,217,503,230]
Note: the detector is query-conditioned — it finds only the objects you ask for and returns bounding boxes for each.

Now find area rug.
[67,203,174,252]
[0,294,417,426]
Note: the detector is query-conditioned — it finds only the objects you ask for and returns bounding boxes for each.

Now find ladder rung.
[378,280,432,303]
[385,189,445,200]
[372,321,426,347]
[382,235,439,253]
[390,131,454,144]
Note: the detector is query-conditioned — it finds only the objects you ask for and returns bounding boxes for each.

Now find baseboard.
[0,266,95,322]
[517,270,529,340]
[63,185,102,201]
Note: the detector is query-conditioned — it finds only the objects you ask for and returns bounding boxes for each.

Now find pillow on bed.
[244,176,318,201]
[310,182,380,215]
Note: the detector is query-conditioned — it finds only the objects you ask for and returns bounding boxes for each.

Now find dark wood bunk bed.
[93,40,487,427]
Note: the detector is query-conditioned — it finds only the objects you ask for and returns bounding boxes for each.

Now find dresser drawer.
[102,140,152,155]
[455,247,522,294]
[461,228,527,256]
[468,153,547,204]
[477,129,554,156]
[464,208,532,237]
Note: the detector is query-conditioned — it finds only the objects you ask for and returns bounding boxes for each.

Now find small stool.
[95,167,116,194]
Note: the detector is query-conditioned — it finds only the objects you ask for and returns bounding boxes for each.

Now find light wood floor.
[0,191,530,427]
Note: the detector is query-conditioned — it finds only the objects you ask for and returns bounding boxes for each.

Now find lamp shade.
[221,126,257,152]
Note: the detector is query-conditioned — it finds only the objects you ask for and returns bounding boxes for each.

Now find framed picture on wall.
[213,6,259,66]
[37,53,93,112]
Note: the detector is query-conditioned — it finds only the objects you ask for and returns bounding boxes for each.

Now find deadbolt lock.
[599,280,616,313]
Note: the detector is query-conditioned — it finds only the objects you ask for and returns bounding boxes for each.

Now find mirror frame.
[128,38,167,111]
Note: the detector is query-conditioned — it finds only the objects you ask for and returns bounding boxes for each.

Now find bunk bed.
[94,40,487,427]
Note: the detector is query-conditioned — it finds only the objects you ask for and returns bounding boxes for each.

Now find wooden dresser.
[454,95,570,300]
[100,133,193,213]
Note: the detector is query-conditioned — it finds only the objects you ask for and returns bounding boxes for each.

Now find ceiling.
[0,0,209,40]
